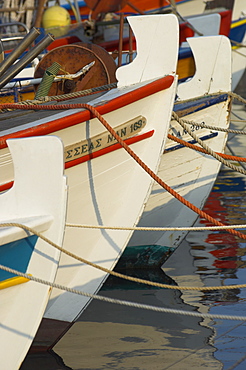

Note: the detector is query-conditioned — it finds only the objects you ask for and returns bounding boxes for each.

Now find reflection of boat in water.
[183,165,246,368]
[21,249,222,369]
[186,170,246,303]
[185,91,246,286]
[45,168,246,370]
[163,239,221,366]
[49,266,220,370]
[20,350,72,370]
[22,165,246,370]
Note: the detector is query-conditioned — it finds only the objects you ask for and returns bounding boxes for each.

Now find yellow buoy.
[42,5,71,37]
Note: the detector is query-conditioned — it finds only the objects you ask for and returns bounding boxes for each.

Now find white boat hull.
[122,96,231,268]
[0,136,67,369]
[0,14,180,349]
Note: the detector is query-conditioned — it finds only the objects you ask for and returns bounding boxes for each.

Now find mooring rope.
[230,39,246,48]
[8,82,118,108]
[229,91,246,104]
[1,101,246,240]
[44,82,118,102]
[0,222,246,292]
[2,87,245,111]
[72,104,246,240]
[231,119,246,123]
[172,111,246,175]
[1,262,246,321]
[167,134,246,162]
[175,119,246,135]
[66,223,246,231]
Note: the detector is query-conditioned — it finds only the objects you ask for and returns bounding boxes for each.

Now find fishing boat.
[52,0,245,90]
[181,0,246,90]
[0,0,243,103]
[175,0,245,21]
[229,16,246,90]
[116,34,233,270]
[0,14,179,349]
[0,135,67,369]
[0,27,56,104]
[64,0,185,21]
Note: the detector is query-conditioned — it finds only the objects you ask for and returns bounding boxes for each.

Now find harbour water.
[20,78,246,370]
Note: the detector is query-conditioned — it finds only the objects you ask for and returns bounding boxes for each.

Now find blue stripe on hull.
[165,132,218,153]
[230,19,246,43]
[174,93,228,116]
[0,235,38,281]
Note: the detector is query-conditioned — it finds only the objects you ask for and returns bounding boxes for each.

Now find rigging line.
[167,133,246,162]
[226,142,246,171]
[1,222,246,292]
[231,110,246,121]
[66,223,246,231]
[179,119,246,134]
[172,111,246,175]
[1,263,246,321]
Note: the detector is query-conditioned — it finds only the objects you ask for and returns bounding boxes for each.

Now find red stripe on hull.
[65,130,154,169]
[0,75,174,149]
[0,131,154,192]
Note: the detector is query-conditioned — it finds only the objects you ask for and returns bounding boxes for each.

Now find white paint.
[0,136,67,370]
[128,31,232,267]
[0,14,179,331]
[231,31,246,90]
[116,14,178,87]
[178,35,231,99]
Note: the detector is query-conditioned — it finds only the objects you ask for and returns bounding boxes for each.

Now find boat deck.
[0,92,105,133]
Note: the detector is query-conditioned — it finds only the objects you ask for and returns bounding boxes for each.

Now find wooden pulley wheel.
[34,42,117,96]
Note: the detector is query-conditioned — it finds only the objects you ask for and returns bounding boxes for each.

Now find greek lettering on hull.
[65,116,146,162]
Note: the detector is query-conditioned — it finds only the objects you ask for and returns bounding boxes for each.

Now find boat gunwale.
[0,75,174,149]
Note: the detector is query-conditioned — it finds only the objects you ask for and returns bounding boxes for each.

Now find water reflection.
[21,260,220,369]
[50,266,219,370]
[21,142,246,369]
[185,169,246,370]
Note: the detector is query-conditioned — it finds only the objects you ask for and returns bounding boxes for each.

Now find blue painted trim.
[165,132,218,152]
[62,0,86,10]
[174,93,228,117]
[0,235,38,281]
[167,94,227,152]
[229,19,246,43]
[179,47,192,60]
